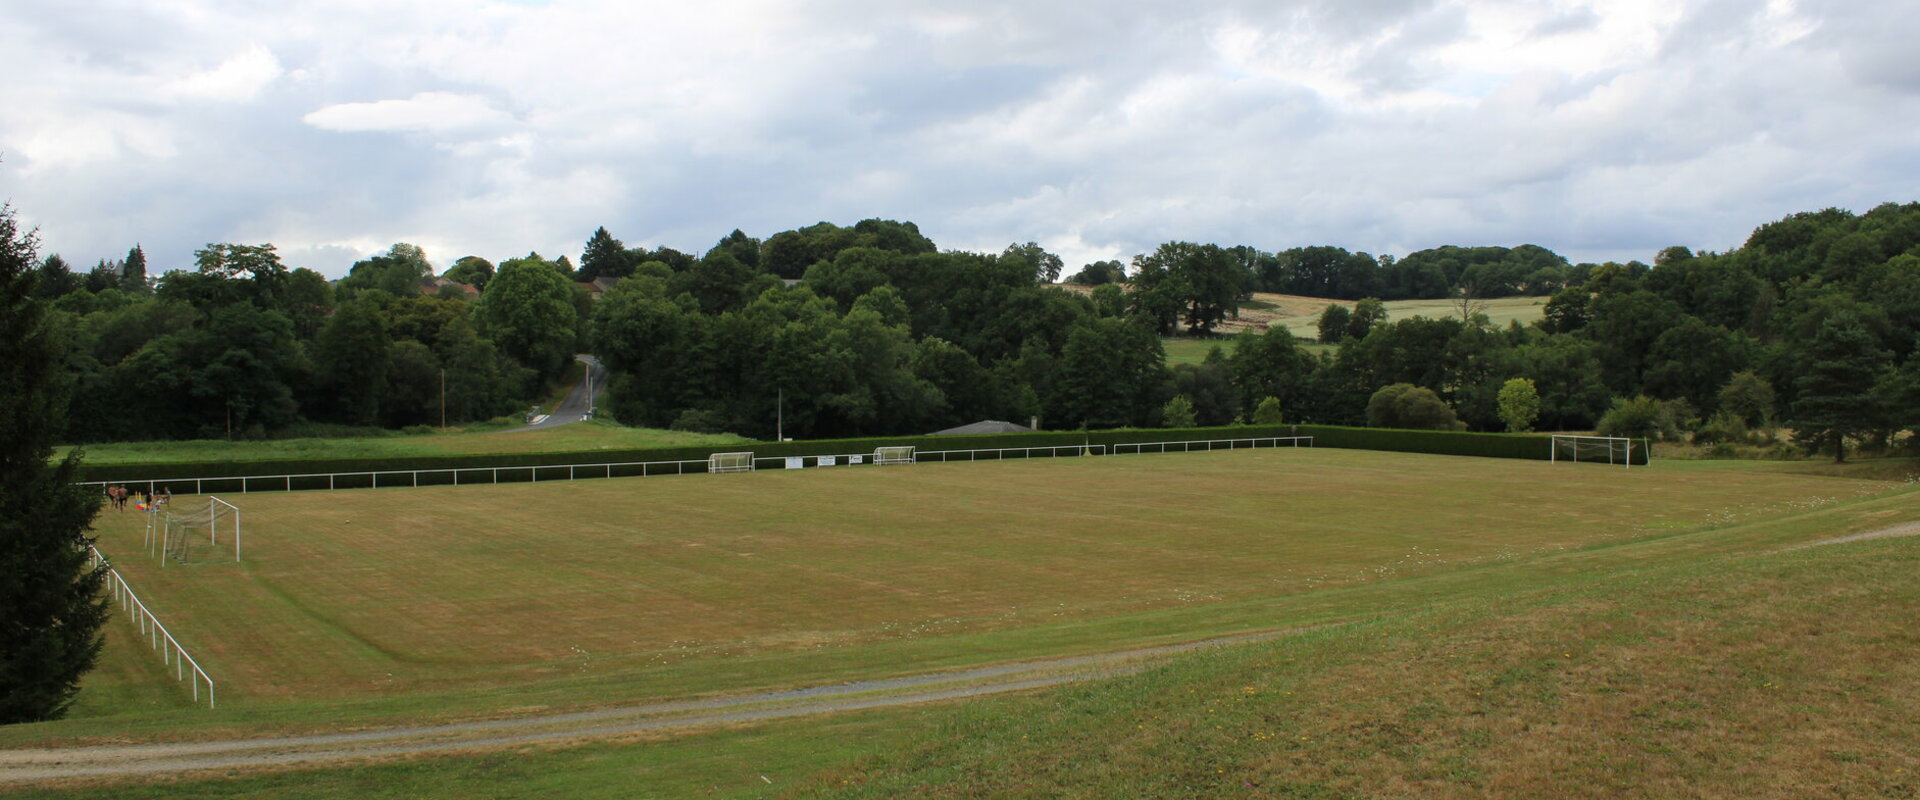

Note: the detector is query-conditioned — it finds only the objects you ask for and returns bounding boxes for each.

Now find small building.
[575,276,622,298]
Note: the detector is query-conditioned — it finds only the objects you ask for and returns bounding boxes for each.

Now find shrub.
[1251,396,1284,425]
[1162,395,1197,428]
[1596,396,1687,441]
[1365,384,1464,431]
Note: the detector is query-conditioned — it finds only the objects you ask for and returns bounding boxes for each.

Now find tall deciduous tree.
[476,254,580,381]
[0,203,109,723]
[1496,377,1541,433]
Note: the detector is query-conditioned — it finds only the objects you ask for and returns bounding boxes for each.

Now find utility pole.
[777,388,784,441]
[439,369,446,430]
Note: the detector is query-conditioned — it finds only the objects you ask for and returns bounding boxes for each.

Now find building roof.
[929,420,1034,436]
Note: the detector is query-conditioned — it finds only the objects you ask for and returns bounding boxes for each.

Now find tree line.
[24,203,1920,461]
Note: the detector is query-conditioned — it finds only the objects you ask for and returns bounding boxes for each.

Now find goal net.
[1550,435,1638,468]
[873,446,916,465]
[157,497,242,565]
[708,452,755,473]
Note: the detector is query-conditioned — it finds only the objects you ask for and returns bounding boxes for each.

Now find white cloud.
[0,0,1916,276]
[162,44,284,103]
[303,92,515,135]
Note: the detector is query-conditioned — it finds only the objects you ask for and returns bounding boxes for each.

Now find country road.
[505,355,608,432]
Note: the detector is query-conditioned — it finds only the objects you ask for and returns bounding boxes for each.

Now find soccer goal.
[1550,435,1639,468]
[873,446,916,465]
[158,497,243,565]
[708,451,756,473]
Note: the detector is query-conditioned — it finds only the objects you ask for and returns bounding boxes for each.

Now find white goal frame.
[873,446,916,465]
[157,497,243,565]
[708,452,756,473]
[1550,435,1637,468]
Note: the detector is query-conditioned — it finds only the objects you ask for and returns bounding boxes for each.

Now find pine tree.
[1790,314,1887,462]
[121,244,148,292]
[0,204,109,723]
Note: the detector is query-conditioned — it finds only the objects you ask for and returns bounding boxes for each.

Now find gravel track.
[0,629,1298,784]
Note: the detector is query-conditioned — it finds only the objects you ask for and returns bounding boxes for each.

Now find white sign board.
[817,456,837,467]
[785,457,806,470]
[849,455,865,464]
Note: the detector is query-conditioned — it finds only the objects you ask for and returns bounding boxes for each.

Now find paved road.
[506,355,607,432]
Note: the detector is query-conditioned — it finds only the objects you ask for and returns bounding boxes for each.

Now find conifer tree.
[1790,314,1887,462]
[0,203,109,723]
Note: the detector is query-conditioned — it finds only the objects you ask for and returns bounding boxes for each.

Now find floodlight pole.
[440,369,446,430]
[777,388,784,441]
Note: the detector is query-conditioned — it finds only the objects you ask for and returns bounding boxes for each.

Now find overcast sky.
[2,0,1915,278]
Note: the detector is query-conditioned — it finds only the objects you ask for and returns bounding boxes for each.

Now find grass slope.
[59,420,748,466]
[15,463,1919,798]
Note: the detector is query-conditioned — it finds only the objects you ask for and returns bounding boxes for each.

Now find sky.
[2,0,1917,279]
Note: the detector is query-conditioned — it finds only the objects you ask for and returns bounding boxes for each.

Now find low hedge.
[76,424,1643,488]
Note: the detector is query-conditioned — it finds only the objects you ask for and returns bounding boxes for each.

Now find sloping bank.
[74,425,1646,492]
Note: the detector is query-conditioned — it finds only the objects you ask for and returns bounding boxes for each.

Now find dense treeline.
[28,202,1920,460]
[40,243,556,442]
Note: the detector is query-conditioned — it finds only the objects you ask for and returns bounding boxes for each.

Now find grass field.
[1164,293,1545,366]
[8,449,1920,796]
[57,420,748,466]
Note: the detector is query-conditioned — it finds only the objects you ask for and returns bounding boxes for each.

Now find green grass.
[1266,295,1548,340]
[57,420,748,466]
[1162,336,1331,366]
[14,453,1919,797]
[10,450,1920,796]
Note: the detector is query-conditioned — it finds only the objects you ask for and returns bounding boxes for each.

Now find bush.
[1252,396,1284,425]
[1596,396,1688,441]
[1365,384,1464,431]
[1692,410,1751,445]
[670,409,729,434]
[1161,396,1197,428]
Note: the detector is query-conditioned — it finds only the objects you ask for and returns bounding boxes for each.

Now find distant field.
[1234,292,1548,339]
[58,420,749,466]
[1163,293,1545,365]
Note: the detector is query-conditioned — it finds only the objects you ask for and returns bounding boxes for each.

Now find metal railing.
[87,547,216,708]
[80,436,1313,495]
[1112,436,1312,454]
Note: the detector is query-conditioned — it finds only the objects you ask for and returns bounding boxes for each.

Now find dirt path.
[1805,521,1920,548]
[0,629,1302,784]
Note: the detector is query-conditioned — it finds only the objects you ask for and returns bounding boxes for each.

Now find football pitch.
[59,447,1910,734]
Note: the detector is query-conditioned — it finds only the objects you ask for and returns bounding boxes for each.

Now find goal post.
[708,451,756,473]
[873,446,916,465]
[1550,435,1640,468]
[159,497,243,565]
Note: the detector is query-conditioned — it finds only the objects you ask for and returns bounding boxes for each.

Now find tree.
[1316,304,1352,343]
[121,244,148,292]
[1348,297,1386,339]
[1162,395,1197,427]
[1252,396,1284,425]
[444,256,495,291]
[1790,314,1888,462]
[1496,377,1540,432]
[0,203,109,722]
[475,254,580,380]
[1718,371,1777,428]
[1003,242,1064,284]
[1365,383,1463,430]
[313,299,392,426]
[579,227,630,282]
[194,243,290,309]
[31,254,78,300]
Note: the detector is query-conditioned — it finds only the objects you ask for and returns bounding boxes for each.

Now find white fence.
[81,436,1317,496]
[86,547,216,708]
[1112,436,1313,454]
